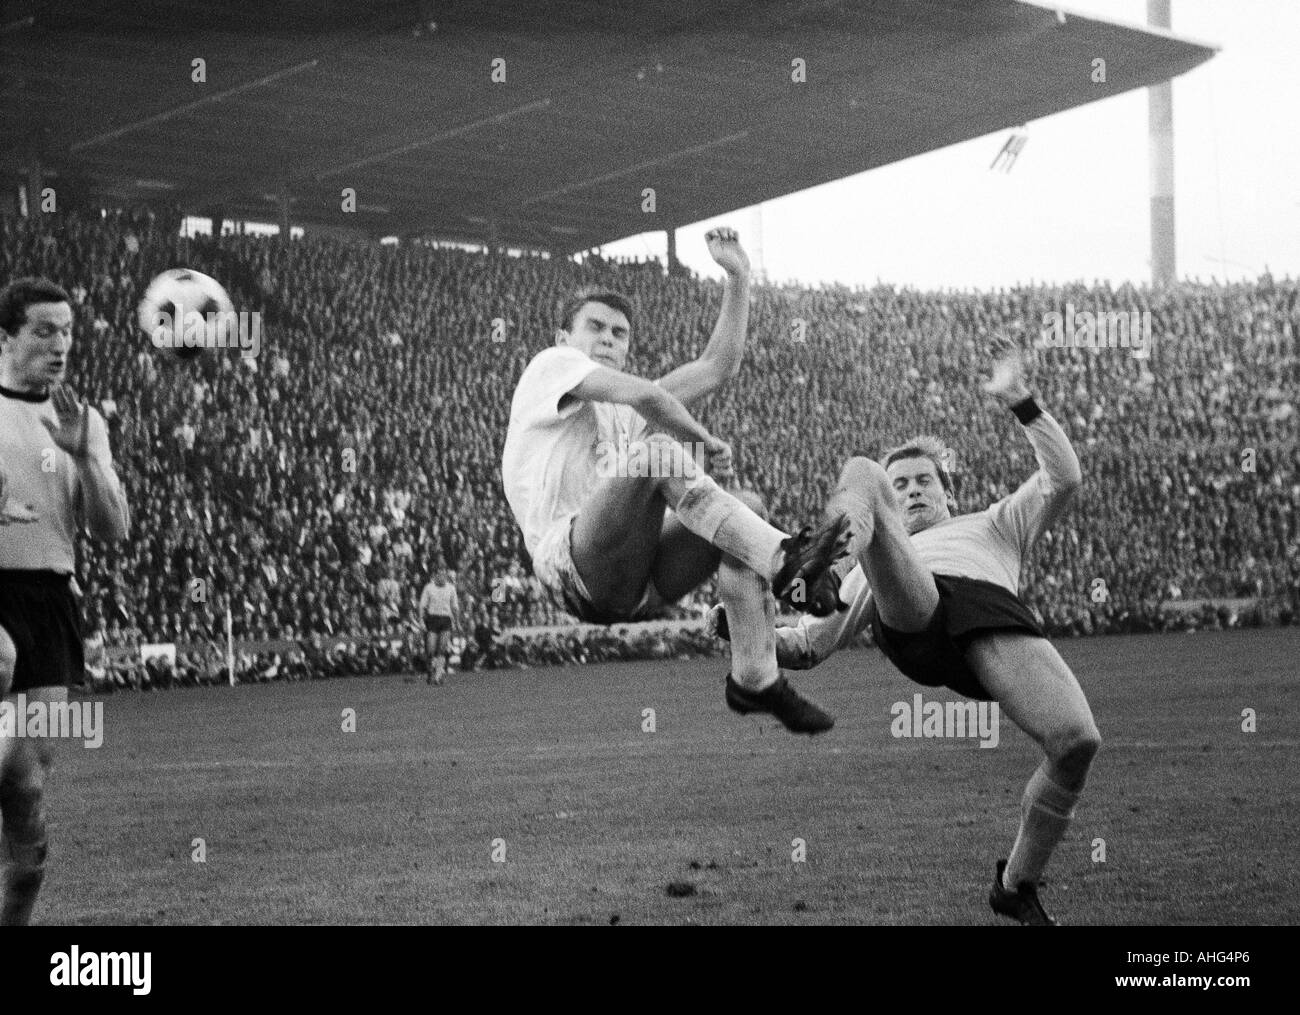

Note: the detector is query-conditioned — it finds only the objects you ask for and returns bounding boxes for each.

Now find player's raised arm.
[569,366,733,474]
[982,344,1082,553]
[655,228,751,407]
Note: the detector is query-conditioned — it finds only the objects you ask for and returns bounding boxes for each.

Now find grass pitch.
[40,627,1299,924]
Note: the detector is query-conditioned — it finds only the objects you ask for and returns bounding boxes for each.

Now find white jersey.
[779,409,1081,668]
[0,387,115,573]
[501,346,647,555]
[419,581,458,617]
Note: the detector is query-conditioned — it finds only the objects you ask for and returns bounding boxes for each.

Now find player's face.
[557,301,630,370]
[887,457,952,534]
[1,301,73,391]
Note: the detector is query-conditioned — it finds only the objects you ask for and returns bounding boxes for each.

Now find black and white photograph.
[0,0,1293,982]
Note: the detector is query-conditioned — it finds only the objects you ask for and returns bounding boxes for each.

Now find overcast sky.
[599,1,1298,290]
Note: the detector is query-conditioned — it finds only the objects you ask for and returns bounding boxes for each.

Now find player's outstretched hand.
[41,383,91,460]
[981,336,1032,405]
[705,227,750,278]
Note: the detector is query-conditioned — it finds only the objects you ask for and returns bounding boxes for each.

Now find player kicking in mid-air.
[0,278,131,925]
[502,229,849,733]
[713,343,1099,922]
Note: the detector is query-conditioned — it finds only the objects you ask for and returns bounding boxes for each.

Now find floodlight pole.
[1148,0,1176,287]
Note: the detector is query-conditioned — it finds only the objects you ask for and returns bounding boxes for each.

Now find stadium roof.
[2,0,1216,253]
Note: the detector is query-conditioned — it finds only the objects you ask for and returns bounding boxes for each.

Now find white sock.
[1004,764,1080,889]
[717,557,779,691]
[672,474,785,579]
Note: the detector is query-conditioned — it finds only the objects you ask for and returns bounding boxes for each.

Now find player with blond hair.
[714,345,1100,922]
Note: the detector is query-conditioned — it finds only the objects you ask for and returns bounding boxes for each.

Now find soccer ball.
[138,268,235,359]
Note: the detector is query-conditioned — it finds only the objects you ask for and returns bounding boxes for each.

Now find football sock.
[1003,762,1080,889]
[717,557,779,692]
[672,474,785,579]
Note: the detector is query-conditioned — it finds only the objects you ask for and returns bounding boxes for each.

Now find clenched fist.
[705,227,750,279]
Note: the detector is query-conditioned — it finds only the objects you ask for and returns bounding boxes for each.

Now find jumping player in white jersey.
[713,345,1100,923]
[502,229,849,733]
[0,277,131,925]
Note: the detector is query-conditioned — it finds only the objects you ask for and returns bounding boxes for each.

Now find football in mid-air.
[138,268,235,359]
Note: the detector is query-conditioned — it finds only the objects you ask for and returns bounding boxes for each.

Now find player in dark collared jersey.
[0,277,131,925]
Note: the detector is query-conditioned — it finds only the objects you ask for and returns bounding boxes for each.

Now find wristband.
[1009,396,1042,425]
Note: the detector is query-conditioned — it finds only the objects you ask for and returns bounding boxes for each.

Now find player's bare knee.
[1049,727,1102,780]
[837,456,892,506]
[0,763,44,831]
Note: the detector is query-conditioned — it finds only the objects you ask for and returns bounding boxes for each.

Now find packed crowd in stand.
[3,207,1296,686]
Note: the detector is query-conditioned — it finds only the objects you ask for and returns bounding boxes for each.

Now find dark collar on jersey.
[0,383,50,403]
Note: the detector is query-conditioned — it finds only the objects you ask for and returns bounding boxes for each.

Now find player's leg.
[568,462,674,618]
[0,623,14,696]
[572,433,817,617]
[825,457,939,632]
[0,690,58,927]
[435,629,451,685]
[572,431,780,613]
[423,627,438,683]
[966,632,1102,920]
[650,491,833,732]
[653,491,770,683]
[649,513,722,604]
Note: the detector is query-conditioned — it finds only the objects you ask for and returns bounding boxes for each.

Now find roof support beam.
[68,59,320,153]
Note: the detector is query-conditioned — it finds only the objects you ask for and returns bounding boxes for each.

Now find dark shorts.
[424,614,452,635]
[867,573,1046,701]
[560,586,630,625]
[559,582,663,626]
[0,570,85,693]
